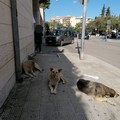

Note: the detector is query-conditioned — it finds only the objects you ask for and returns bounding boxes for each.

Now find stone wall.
[0,0,15,107]
[0,0,35,107]
[17,0,35,61]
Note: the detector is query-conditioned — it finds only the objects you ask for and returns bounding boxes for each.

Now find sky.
[45,0,120,21]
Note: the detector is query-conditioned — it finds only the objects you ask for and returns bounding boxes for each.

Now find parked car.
[45,29,74,46]
[79,30,90,40]
[110,32,120,39]
[118,32,120,38]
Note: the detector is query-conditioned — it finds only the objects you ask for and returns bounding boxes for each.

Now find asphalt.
[0,38,120,120]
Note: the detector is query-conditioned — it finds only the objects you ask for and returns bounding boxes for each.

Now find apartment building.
[51,16,93,28]
[51,16,63,24]
[70,16,82,27]
[62,16,71,26]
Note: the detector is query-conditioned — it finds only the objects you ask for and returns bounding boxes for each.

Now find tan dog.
[22,60,43,78]
[77,79,119,105]
[48,68,67,94]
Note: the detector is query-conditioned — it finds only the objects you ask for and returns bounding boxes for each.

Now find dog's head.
[110,92,119,98]
[109,88,119,98]
[114,93,119,97]
[50,68,62,78]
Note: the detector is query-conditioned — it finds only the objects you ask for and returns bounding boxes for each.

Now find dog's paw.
[50,89,54,94]
[64,79,68,84]
[31,73,36,77]
[39,68,44,73]
[110,102,116,106]
[52,90,57,95]
[62,81,65,84]
[62,80,67,84]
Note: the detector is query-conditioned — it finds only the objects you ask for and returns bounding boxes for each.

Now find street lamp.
[79,0,89,60]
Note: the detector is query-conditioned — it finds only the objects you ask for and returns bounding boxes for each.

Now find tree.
[74,22,82,32]
[57,23,65,29]
[95,16,98,19]
[119,14,120,20]
[39,0,50,8]
[39,0,50,4]
[101,4,105,17]
[88,5,120,33]
[86,17,107,34]
[45,22,50,31]
[110,17,120,30]
[66,23,71,28]
[106,6,111,17]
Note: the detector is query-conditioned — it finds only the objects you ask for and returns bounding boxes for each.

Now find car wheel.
[88,36,89,40]
[87,36,89,40]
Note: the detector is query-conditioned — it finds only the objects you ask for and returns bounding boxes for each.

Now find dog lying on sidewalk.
[48,68,67,94]
[77,78,119,105]
[22,60,44,78]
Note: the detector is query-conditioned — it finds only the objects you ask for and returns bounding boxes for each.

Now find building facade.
[0,0,41,108]
[51,16,93,28]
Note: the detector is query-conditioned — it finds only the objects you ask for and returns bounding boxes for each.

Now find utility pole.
[79,0,89,59]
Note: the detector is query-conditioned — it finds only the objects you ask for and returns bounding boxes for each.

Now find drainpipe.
[10,0,22,82]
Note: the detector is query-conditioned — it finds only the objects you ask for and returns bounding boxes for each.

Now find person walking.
[35,25,43,53]
[103,30,108,42]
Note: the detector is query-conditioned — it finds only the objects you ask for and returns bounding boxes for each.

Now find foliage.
[101,4,105,17]
[39,0,50,4]
[101,4,111,18]
[57,23,65,29]
[46,21,65,31]
[74,22,82,32]
[45,22,50,31]
[86,4,120,33]
[106,7,111,17]
[39,0,50,8]
[65,23,71,28]
[110,17,120,30]
[86,16,120,33]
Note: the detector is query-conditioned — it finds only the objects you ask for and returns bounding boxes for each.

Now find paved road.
[65,36,120,69]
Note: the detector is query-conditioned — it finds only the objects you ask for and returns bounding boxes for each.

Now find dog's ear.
[50,68,53,71]
[58,69,62,72]
[116,93,119,97]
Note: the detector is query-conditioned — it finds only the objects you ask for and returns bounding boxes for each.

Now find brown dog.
[77,79,119,105]
[22,60,43,78]
[48,68,67,94]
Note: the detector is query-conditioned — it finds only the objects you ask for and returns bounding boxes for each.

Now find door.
[63,30,68,44]
[67,30,73,43]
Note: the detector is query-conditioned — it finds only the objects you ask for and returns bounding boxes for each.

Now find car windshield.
[52,30,63,36]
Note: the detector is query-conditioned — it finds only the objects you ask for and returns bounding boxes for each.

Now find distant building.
[50,16,93,28]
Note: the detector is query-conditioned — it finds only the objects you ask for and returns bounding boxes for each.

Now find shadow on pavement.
[0,43,93,120]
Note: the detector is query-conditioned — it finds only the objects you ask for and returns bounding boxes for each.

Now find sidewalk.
[0,41,120,120]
